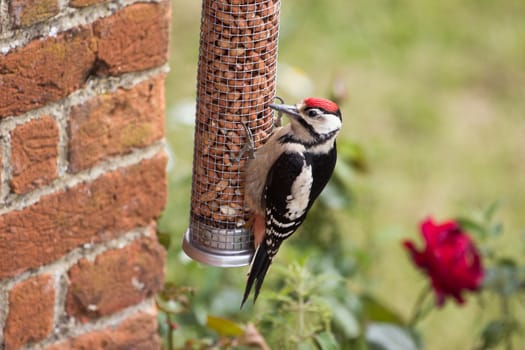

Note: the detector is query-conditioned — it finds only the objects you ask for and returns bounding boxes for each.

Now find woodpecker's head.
[269,97,342,145]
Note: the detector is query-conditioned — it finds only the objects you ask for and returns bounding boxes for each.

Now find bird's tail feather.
[240,242,272,308]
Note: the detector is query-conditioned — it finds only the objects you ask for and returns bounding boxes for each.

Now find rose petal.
[403,240,427,268]
[406,217,485,307]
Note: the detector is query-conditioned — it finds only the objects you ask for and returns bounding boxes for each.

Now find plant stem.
[298,294,305,341]
[408,285,432,328]
[500,294,513,350]
[297,272,306,342]
[296,267,306,343]
[166,313,174,350]
[155,298,175,350]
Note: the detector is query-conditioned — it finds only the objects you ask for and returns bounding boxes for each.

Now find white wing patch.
[284,163,313,220]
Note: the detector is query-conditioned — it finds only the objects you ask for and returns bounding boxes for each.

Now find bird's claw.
[233,122,255,162]
[233,96,286,163]
[273,96,285,128]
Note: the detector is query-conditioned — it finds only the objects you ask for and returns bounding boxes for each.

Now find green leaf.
[298,340,317,350]
[483,259,521,296]
[480,319,517,349]
[483,201,501,223]
[456,217,488,238]
[488,222,503,237]
[333,156,356,186]
[157,231,172,250]
[366,323,419,350]
[337,138,369,173]
[327,298,360,339]
[315,331,340,350]
[361,294,404,325]
[206,315,244,337]
[320,181,352,209]
[497,258,517,268]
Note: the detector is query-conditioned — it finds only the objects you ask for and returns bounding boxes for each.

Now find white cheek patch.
[311,115,342,135]
[284,164,313,220]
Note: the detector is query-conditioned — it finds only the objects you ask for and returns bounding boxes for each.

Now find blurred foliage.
[159,0,525,348]
[258,263,334,349]
[456,204,525,350]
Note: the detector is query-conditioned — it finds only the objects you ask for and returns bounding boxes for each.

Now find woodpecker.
[241,97,342,307]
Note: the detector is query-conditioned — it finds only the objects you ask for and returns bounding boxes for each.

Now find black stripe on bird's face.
[269,102,342,145]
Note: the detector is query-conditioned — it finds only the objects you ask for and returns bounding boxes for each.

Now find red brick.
[69,0,110,7]
[0,143,2,189]
[68,76,165,172]
[93,1,170,75]
[4,274,55,350]
[10,116,59,194]
[44,312,160,350]
[0,1,171,118]
[0,27,96,118]
[0,154,167,279]
[66,236,165,321]
[9,0,59,28]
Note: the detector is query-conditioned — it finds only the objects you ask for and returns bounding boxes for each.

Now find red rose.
[403,217,484,306]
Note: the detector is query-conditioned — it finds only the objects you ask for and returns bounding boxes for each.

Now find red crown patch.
[304,97,339,113]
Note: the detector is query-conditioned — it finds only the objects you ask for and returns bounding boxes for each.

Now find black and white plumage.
[242,97,342,307]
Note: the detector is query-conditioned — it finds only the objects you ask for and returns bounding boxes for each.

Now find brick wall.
[0,1,170,349]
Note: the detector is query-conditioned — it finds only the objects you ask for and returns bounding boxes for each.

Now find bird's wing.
[241,152,309,306]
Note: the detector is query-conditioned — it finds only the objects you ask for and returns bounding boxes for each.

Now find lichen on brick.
[68,76,165,172]
[9,0,60,28]
[0,27,97,118]
[120,123,154,149]
[69,0,110,8]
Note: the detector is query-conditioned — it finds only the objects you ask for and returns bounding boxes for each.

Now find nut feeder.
[182,0,281,267]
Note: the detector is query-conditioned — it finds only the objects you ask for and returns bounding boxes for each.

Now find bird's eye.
[307,109,318,117]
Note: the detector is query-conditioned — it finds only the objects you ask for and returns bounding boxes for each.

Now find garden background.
[158,0,525,348]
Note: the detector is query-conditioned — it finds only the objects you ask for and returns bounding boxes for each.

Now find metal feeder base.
[182,229,253,267]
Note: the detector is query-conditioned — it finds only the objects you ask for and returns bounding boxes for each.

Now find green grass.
[159,0,525,348]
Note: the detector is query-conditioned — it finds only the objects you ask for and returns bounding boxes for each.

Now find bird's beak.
[268,103,302,120]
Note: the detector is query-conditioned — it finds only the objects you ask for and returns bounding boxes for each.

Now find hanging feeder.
[182,0,281,267]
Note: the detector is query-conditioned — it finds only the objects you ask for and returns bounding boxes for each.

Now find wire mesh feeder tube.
[183,0,281,267]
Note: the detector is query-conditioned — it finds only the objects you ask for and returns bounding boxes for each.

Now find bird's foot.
[233,96,286,163]
[273,96,285,128]
[233,122,255,163]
